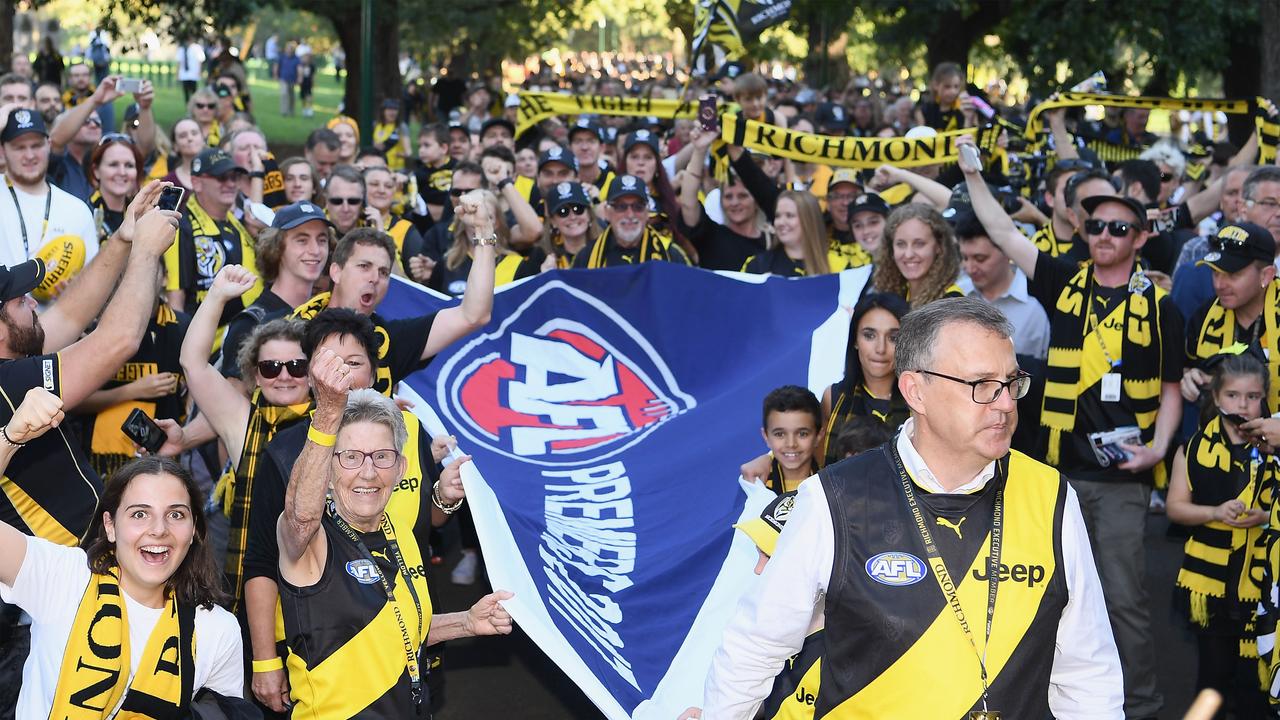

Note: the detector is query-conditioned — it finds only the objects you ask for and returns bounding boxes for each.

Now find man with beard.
[32,83,61,125]
[573,174,691,267]
[0,107,97,288]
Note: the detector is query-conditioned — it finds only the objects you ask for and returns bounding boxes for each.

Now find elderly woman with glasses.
[278,349,513,718]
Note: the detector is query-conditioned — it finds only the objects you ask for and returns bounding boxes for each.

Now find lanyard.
[327,500,426,706]
[6,178,52,258]
[887,444,1004,713]
[1084,275,1122,371]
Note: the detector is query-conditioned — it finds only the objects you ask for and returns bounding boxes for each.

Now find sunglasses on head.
[257,358,308,379]
[1083,218,1135,237]
[328,196,362,206]
[555,204,588,218]
[97,132,134,147]
[194,102,216,110]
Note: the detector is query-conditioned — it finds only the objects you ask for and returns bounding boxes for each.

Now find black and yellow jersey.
[290,293,435,397]
[759,630,824,720]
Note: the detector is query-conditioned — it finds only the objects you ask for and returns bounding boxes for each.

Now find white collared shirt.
[960,268,1051,360]
[702,419,1123,719]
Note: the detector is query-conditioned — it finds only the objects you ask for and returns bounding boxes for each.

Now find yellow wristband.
[252,657,284,673]
[307,425,336,447]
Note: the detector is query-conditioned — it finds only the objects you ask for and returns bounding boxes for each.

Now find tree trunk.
[0,0,14,73]
[329,0,402,119]
[1223,28,1261,149]
[1263,0,1280,104]
[924,1,1006,75]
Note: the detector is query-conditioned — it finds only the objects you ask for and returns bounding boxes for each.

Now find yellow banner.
[721,112,983,169]
[516,92,696,136]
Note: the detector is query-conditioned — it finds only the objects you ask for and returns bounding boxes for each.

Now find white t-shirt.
[178,43,206,82]
[0,537,244,719]
[0,177,98,270]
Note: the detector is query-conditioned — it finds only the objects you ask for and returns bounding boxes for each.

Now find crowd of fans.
[0,33,1278,718]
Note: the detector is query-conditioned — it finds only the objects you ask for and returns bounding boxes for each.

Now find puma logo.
[936,516,965,539]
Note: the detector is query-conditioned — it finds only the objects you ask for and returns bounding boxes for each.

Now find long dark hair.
[81,457,228,610]
[841,291,910,396]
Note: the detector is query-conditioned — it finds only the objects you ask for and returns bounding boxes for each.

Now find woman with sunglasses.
[87,134,145,238]
[430,189,526,295]
[175,264,313,612]
[186,88,222,148]
[0,390,245,719]
[518,181,600,276]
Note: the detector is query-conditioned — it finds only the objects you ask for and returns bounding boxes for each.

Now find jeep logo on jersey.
[865,551,926,586]
[438,280,695,467]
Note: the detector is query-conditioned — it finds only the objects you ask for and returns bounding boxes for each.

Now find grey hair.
[340,388,408,451]
[894,297,1013,374]
[1244,166,1280,202]
[1138,140,1185,177]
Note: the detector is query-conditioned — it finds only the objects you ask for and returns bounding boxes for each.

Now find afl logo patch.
[865,551,926,587]
[345,559,381,584]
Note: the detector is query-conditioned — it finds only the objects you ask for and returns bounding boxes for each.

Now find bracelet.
[252,657,284,673]
[1,426,26,448]
[470,233,498,248]
[307,425,336,447]
[431,482,465,515]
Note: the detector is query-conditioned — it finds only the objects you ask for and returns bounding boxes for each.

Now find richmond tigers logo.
[437,281,695,467]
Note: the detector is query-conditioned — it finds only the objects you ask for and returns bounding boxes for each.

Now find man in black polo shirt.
[574,175,691,268]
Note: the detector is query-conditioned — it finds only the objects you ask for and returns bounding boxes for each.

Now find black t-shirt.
[218,288,294,378]
[570,235,692,268]
[373,312,435,395]
[1029,253,1184,483]
[414,158,455,210]
[742,249,804,277]
[677,205,766,272]
[0,354,102,542]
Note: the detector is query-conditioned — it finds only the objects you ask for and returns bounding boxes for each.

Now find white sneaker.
[1148,489,1166,514]
[451,550,478,585]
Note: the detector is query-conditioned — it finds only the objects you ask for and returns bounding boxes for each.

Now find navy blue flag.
[378,263,867,717]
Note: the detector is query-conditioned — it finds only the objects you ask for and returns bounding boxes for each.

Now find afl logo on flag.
[437,281,695,467]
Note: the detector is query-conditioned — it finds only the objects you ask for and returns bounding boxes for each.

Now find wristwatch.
[471,233,498,247]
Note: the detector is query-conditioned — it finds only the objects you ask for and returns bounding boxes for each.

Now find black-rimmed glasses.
[917,369,1032,404]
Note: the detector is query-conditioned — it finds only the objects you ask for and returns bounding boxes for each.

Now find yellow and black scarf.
[50,567,195,719]
[766,456,819,494]
[585,226,672,268]
[219,390,311,613]
[1030,223,1074,259]
[1041,264,1168,485]
[1176,416,1272,655]
[1193,280,1280,414]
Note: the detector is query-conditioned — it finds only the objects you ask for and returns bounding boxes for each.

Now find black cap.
[545,181,591,215]
[1,108,47,143]
[447,122,467,135]
[623,128,660,157]
[848,192,890,221]
[191,148,246,178]
[272,201,335,231]
[1198,222,1277,274]
[537,145,578,173]
[815,102,849,133]
[480,117,515,139]
[607,174,649,203]
[1080,194,1147,227]
[123,103,141,129]
[0,259,46,302]
[569,117,603,142]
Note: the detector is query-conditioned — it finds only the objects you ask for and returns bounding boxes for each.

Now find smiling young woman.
[0,387,242,719]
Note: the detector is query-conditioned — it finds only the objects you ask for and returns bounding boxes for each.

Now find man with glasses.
[574,175,691,268]
[323,164,366,237]
[165,147,261,315]
[956,135,1180,719]
[706,297,1122,718]
[0,107,97,278]
[47,75,156,203]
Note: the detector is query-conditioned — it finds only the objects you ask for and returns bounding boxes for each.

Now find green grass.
[105,60,349,151]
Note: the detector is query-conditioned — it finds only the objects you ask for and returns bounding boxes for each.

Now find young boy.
[759,385,824,493]
[415,123,456,222]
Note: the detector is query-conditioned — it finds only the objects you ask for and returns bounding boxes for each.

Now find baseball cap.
[191,148,246,178]
[568,117,604,143]
[1198,222,1277,274]
[480,117,515,139]
[1,108,47,143]
[732,491,797,557]
[829,168,862,190]
[606,174,649,203]
[815,102,849,133]
[0,259,46,303]
[1080,194,1147,227]
[848,192,890,221]
[537,145,579,173]
[545,181,591,215]
[272,201,335,231]
[623,128,660,157]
